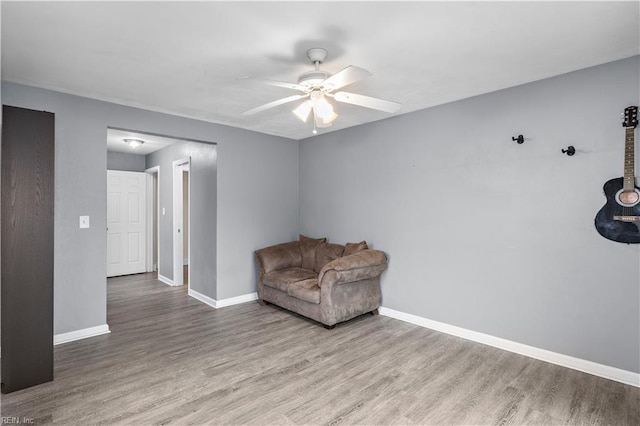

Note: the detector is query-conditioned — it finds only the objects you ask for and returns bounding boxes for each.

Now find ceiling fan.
[242,48,401,134]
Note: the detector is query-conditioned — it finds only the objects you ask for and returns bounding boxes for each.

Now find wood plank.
[0,272,638,424]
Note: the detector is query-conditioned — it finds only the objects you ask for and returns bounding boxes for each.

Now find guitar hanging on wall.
[595,105,640,243]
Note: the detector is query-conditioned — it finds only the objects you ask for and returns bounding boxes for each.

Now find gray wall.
[2,82,299,334]
[299,56,640,373]
[145,141,217,298]
[107,151,146,172]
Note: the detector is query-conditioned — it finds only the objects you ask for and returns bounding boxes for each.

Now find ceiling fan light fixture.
[293,101,312,122]
[314,109,333,129]
[322,111,338,124]
[314,96,335,120]
[123,138,144,149]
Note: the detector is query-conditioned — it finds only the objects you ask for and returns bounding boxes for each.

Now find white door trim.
[186,164,191,292]
[145,166,160,273]
[172,158,190,288]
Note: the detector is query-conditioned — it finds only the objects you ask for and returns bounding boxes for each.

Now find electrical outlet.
[79,215,90,229]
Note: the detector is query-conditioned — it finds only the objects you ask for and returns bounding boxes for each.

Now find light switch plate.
[79,215,90,229]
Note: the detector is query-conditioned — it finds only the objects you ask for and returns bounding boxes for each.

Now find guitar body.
[595,177,640,243]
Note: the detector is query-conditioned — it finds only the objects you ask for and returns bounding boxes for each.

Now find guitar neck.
[623,127,636,191]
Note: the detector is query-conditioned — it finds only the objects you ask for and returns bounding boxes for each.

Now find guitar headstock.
[622,105,638,128]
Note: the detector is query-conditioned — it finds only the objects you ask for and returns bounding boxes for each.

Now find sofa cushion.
[317,249,388,286]
[299,234,326,270]
[287,278,321,304]
[344,241,369,256]
[314,242,345,273]
[262,267,317,293]
[255,241,302,273]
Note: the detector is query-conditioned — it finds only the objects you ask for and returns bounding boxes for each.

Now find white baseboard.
[158,274,176,286]
[379,307,640,388]
[217,292,258,308]
[188,289,258,309]
[54,324,110,345]
[188,288,218,308]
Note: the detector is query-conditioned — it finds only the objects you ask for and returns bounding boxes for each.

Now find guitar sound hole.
[616,188,640,207]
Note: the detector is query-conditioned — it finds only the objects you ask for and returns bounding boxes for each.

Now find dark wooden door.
[1,105,55,393]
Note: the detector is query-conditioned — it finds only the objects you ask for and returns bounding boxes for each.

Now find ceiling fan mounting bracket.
[306,48,327,64]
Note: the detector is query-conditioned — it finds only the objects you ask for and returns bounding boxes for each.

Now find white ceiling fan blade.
[258,79,307,92]
[242,94,308,116]
[332,92,401,113]
[238,76,307,92]
[322,66,372,92]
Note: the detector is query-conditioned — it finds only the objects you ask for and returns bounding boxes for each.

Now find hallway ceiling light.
[123,138,145,149]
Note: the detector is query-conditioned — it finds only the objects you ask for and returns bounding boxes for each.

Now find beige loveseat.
[254,235,388,328]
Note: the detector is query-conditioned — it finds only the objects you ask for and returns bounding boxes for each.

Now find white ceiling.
[2,2,639,140]
[107,128,181,155]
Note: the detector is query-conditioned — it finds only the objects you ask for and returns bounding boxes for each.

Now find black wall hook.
[562,146,576,156]
[512,134,524,144]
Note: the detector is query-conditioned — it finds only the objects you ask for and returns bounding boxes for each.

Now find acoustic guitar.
[595,105,640,243]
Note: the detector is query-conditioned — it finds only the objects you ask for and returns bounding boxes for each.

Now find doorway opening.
[183,170,189,285]
[145,166,160,274]
[106,127,217,312]
[172,158,190,288]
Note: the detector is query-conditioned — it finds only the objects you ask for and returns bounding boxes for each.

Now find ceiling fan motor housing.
[297,70,332,89]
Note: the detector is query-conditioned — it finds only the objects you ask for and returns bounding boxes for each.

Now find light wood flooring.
[1,272,638,425]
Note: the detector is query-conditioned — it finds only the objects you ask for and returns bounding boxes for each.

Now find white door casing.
[107,170,147,277]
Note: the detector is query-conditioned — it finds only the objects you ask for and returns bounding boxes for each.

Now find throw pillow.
[299,234,326,270]
[344,240,369,256]
[314,242,345,273]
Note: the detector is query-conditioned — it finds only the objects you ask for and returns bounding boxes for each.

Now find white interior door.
[107,170,147,277]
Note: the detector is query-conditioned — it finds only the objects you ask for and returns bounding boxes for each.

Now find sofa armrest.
[255,241,302,273]
[318,249,388,286]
